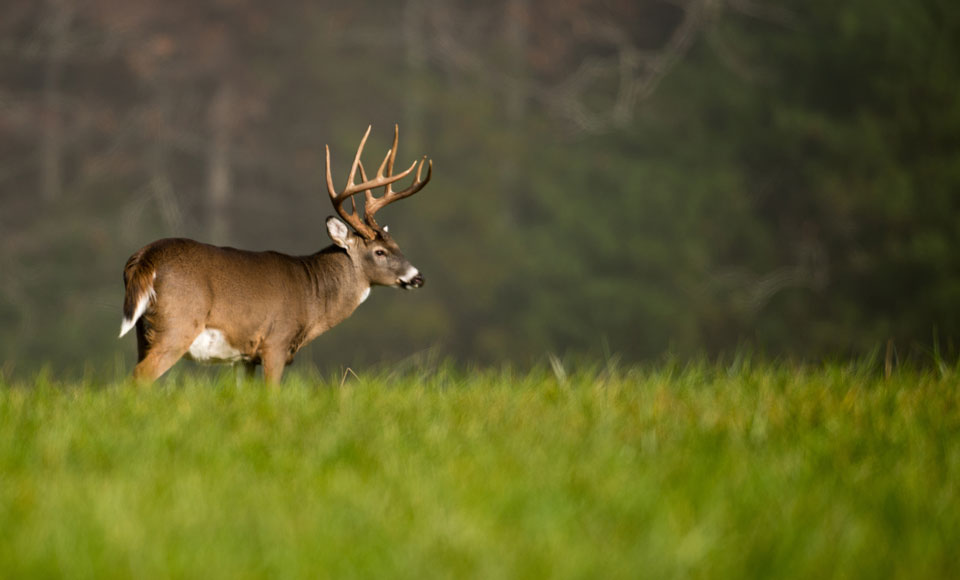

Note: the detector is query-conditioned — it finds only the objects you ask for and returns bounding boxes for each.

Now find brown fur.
[120,229,421,384]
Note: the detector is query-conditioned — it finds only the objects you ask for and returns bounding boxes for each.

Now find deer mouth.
[398,269,424,289]
[398,274,424,289]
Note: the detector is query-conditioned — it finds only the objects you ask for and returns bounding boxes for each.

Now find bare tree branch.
[414,0,730,134]
[726,0,796,26]
[39,0,74,202]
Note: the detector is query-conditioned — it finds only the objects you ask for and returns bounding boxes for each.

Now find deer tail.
[119,248,158,338]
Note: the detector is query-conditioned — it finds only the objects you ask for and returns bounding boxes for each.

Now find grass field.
[1,361,958,579]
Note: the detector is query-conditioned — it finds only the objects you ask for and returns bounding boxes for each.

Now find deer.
[118,125,432,384]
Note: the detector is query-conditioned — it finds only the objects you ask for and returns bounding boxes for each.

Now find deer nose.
[398,268,424,289]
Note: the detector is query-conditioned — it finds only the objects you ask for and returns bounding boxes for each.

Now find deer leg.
[135,318,149,363]
[234,361,257,388]
[261,350,287,386]
[242,361,258,379]
[132,329,200,384]
[235,361,258,386]
[133,349,187,383]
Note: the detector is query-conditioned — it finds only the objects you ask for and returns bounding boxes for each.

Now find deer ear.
[326,216,351,248]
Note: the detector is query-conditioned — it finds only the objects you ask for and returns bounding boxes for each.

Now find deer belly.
[186,328,247,363]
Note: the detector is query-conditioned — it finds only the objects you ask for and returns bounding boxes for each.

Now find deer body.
[120,125,431,384]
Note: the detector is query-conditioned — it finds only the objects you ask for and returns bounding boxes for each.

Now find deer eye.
[374,249,387,257]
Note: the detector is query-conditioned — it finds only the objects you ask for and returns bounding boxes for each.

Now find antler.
[325,125,432,240]
[362,124,433,233]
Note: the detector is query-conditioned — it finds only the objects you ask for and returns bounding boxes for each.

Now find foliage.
[1,362,958,578]
[1,1,960,373]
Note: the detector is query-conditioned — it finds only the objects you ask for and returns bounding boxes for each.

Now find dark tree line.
[1,0,958,374]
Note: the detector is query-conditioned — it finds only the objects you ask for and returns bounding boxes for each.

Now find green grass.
[1,361,958,579]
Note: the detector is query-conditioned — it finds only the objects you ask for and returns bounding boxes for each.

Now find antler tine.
[366,124,402,207]
[356,161,374,207]
[385,124,399,190]
[364,155,433,232]
[367,146,393,207]
[345,125,372,194]
[326,138,375,239]
[353,160,382,215]
[360,124,433,232]
[325,125,420,240]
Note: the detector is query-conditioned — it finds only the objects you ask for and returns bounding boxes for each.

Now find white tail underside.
[118,274,156,338]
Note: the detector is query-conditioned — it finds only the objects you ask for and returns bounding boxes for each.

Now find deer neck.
[301,246,371,337]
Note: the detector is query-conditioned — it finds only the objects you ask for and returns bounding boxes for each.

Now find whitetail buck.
[118,125,432,384]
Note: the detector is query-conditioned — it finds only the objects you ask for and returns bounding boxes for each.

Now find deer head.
[325,124,432,290]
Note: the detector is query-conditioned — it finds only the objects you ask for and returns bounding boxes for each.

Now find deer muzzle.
[398,268,424,289]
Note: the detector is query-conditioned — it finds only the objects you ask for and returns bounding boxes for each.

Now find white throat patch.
[358,286,371,305]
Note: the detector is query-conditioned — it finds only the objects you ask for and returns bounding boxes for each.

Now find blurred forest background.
[1,0,959,376]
